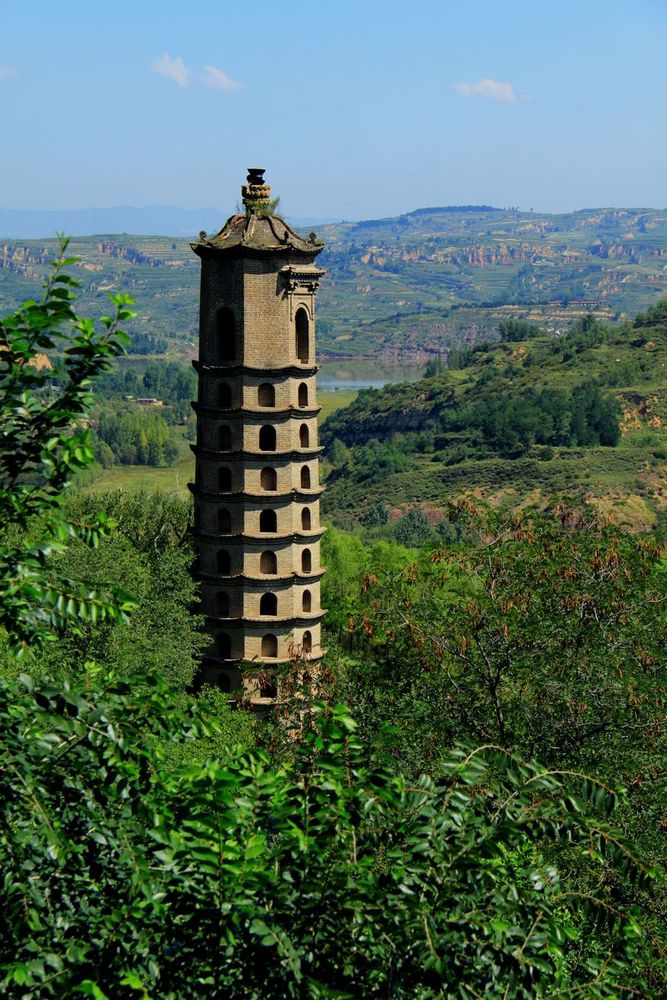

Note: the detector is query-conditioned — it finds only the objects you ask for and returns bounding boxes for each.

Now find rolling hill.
[1,205,667,362]
[320,304,667,531]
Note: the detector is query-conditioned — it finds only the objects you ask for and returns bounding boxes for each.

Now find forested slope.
[322,305,667,529]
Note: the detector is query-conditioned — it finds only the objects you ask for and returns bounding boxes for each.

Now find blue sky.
[1,0,665,218]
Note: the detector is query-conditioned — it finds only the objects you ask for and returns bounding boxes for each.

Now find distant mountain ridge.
[0,206,341,239]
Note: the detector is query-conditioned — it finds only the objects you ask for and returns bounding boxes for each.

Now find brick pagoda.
[189,168,326,700]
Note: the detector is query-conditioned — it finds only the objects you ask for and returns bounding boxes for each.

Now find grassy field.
[85,453,194,496]
[84,389,359,496]
[318,388,358,421]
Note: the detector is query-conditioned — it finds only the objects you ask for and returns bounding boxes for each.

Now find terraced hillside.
[1,205,667,360]
[321,304,667,531]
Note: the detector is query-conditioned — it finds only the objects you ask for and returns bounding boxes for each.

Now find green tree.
[0,678,651,998]
[0,239,136,648]
[394,507,432,545]
[327,436,351,469]
[635,298,667,327]
[336,504,666,763]
[0,491,207,691]
[360,501,389,527]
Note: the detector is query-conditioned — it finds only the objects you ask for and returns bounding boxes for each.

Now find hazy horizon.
[2,199,667,242]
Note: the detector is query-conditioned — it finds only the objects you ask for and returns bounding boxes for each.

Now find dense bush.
[634,297,667,328]
[0,675,652,998]
[497,318,543,341]
[94,406,180,466]
[448,383,621,451]
[126,330,168,354]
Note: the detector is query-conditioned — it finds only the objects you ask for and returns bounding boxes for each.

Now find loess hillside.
[321,305,667,531]
[2,204,667,359]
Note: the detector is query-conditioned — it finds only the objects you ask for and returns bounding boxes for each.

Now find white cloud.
[201,64,242,92]
[0,66,16,79]
[152,53,189,88]
[454,78,517,103]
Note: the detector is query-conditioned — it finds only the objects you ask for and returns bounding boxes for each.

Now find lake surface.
[317,359,425,389]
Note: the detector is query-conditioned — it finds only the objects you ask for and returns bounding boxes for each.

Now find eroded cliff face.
[0,244,52,277]
[95,241,163,267]
[360,242,552,268]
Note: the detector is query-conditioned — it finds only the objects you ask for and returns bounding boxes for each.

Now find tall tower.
[190,169,326,700]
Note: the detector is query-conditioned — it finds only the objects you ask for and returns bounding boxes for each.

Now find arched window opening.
[219,382,232,409]
[219,425,231,451]
[299,423,310,448]
[259,425,276,452]
[217,307,236,362]
[258,383,275,407]
[261,634,278,658]
[259,509,277,533]
[298,382,308,407]
[217,672,231,693]
[301,508,312,531]
[300,465,311,489]
[260,551,277,574]
[302,589,312,613]
[302,548,312,573]
[218,467,232,492]
[216,592,230,617]
[217,550,231,574]
[217,632,231,659]
[295,308,310,363]
[302,630,313,654]
[261,467,277,491]
[260,592,278,616]
[218,508,231,534]
[260,676,277,698]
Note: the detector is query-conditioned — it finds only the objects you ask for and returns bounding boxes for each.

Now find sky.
[1,0,666,219]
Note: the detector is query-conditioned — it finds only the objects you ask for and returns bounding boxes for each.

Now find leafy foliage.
[0,239,136,647]
[330,503,666,761]
[634,298,667,328]
[394,507,432,545]
[498,318,544,342]
[359,501,389,527]
[126,330,168,355]
[95,406,179,466]
[0,672,652,998]
[2,492,208,691]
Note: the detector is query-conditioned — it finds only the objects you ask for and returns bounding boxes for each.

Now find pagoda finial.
[242,167,271,214]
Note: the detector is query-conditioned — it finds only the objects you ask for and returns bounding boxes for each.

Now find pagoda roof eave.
[191,213,324,258]
[189,444,324,460]
[191,403,321,420]
[188,485,325,502]
[192,361,320,378]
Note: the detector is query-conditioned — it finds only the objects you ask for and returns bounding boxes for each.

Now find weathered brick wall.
[192,241,326,692]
